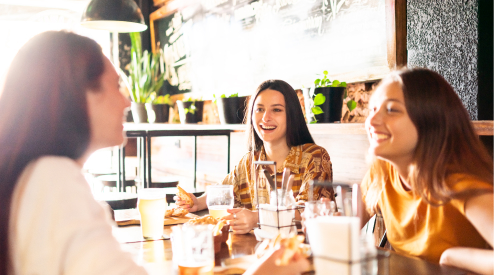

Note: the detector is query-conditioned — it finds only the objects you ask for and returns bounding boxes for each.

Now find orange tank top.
[362,162,493,263]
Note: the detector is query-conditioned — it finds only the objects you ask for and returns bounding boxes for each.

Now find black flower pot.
[177,100,204,124]
[218,96,248,124]
[130,102,148,123]
[313,87,345,123]
[146,103,170,123]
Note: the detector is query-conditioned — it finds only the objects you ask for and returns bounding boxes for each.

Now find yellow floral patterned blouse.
[221,143,334,210]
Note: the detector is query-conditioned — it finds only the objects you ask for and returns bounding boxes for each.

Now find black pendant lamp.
[81,0,147,33]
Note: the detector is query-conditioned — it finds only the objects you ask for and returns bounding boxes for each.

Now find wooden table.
[113,213,469,275]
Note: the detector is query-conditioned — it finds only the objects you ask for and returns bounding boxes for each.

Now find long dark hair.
[245,79,314,151]
[0,31,105,273]
[365,68,493,211]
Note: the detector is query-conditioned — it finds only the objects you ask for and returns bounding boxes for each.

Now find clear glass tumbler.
[171,224,215,275]
[137,188,167,240]
[206,185,234,219]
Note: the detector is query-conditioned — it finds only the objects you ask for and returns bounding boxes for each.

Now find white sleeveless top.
[9,156,147,274]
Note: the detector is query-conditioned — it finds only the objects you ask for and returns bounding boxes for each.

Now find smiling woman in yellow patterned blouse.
[176,80,335,234]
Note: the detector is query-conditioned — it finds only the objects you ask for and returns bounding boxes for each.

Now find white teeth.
[261,125,276,130]
[371,133,389,140]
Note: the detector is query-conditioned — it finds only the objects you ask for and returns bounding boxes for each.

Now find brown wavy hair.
[364,68,493,212]
[245,79,314,151]
[0,31,105,273]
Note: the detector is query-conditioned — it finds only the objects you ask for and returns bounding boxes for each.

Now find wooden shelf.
[125,121,493,136]
[473,120,494,136]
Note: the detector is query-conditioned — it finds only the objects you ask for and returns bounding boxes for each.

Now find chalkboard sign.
[150,0,398,96]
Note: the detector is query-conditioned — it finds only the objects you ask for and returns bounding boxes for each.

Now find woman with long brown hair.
[0,31,146,274]
[1,31,309,275]
[176,80,335,234]
[361,68,493,274]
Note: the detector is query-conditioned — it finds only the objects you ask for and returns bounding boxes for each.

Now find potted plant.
[146,94,172,123]
[121,32,165,123]
[310,70,355,123]
[214,93,248,124]
[177,97,204,124]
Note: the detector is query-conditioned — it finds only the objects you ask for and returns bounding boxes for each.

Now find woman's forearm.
[196,193,208,210]
[440,247,493,275]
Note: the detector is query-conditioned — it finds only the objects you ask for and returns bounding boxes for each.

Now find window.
[0,0,111,89]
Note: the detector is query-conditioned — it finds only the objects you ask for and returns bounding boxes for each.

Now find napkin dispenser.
[253,160,300,237]
[305,216,361,275]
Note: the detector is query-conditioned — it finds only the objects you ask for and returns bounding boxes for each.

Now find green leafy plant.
[310,70,354,124]
[120,32,165,103]
[150,94,172,105]
[213,93,239,103]
[183,97,202,114]
[314,70,347,88]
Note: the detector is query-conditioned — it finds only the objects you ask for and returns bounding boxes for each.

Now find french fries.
[186,215,218,225]
[164,207,189,218]
[212,219,226,236]
[255,234,310,266]
[186,215,227,237]
[276,235,306,265]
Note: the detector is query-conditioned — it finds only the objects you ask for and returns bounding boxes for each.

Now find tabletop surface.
[113,210,470,275]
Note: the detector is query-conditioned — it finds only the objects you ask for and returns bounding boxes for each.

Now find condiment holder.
[253,161,302,237]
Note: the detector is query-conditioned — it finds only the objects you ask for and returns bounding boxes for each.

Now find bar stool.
[96,174,136,193]
[95,192,138,210]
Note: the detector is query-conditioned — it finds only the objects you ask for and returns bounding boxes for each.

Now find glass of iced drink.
[206,185,234,219]
[171,224,215,275]
[137,188,166,240]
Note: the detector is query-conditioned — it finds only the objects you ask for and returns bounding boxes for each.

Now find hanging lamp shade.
[81,0,148,33]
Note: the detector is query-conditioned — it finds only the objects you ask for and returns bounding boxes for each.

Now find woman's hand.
[244,246,310,275]
[173,193,199,212]
[224,208,258,234]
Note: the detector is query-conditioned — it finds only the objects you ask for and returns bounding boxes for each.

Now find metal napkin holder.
[253,161,303,232]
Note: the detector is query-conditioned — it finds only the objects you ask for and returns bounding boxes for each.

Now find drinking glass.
[302,201,320,244]
[318,200,337,216]
[303,201,320,220]
[137,188,167,240]
[171,224,215,275]
[206,185,234,219]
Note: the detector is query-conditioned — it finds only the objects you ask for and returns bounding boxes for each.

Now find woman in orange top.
[361,68,493,274]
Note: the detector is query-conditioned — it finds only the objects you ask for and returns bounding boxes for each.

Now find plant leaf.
[313,93,326,105]
[314,79,321,87]
[310,120,317,124]
[312,106,324,115]
[323,70,328,75]
[347,99,357,111]
[331,80,340,87]
[340,82,347,87]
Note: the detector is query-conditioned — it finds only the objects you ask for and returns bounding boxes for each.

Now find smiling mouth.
[260,125,276,130]
[370,133,390,140]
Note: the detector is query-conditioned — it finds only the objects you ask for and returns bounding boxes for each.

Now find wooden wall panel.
[148,130,369,190]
